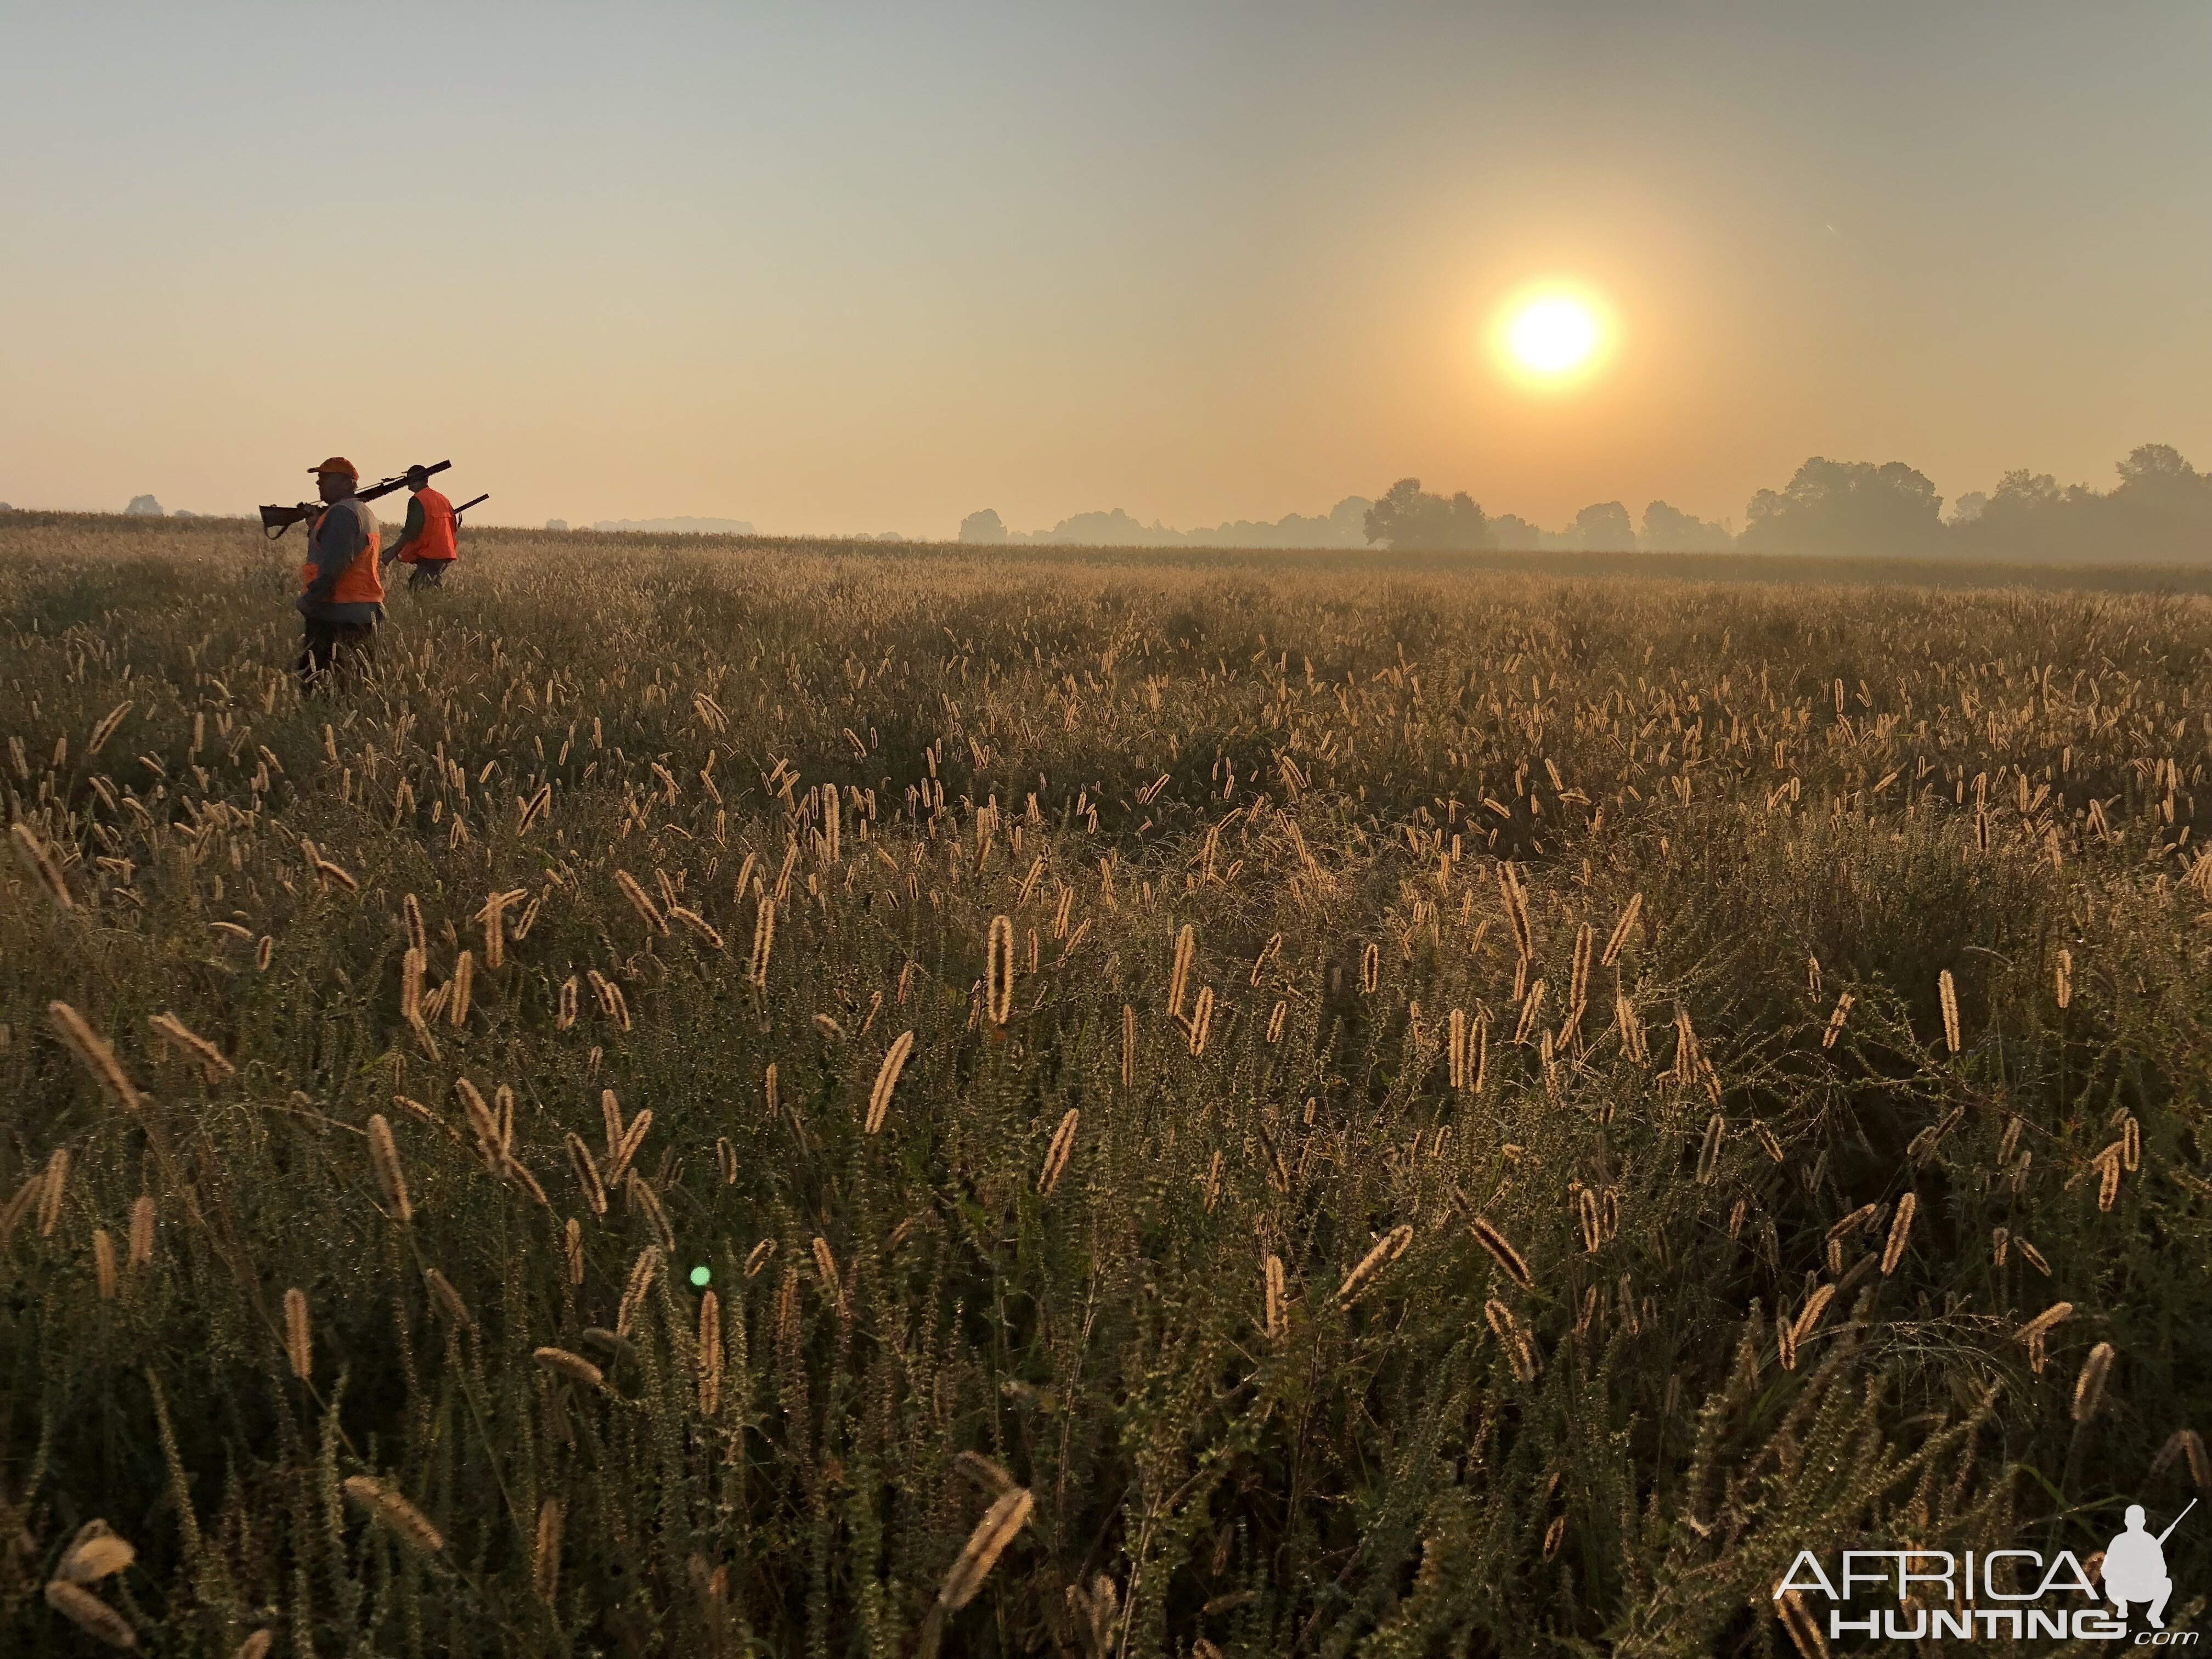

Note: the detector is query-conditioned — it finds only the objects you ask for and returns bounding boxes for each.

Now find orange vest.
[302,507,384,605]
[403,488,458,563]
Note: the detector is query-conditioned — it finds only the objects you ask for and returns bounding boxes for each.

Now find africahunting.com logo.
[1775,1501,2196,1645]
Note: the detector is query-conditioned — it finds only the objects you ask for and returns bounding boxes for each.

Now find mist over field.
[951,444,2212,562]
[67,439,2212,566]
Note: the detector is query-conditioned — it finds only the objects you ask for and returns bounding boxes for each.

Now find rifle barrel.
[359,460,452,504]
[2157,1498,2197,1545]
[260,461,452,538]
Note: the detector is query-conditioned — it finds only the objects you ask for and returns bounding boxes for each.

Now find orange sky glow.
[2,5,2206,538]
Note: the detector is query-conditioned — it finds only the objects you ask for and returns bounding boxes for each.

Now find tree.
[1640,501,1735,551]
[2108,444,2212,556]
[958,509,1008,544]
[1945,444,2210,563]
[2115,443,2198,487]
[1035,509,1170,546]
[1740,458,1943,555]
[1485,513,1544,550]
[1363,479,1489,550]
[1961,471,2083,558]
[1568,501,1635,551]
[1988,469,2062,512]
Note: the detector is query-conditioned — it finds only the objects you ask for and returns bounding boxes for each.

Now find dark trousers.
[298,619,377,689]
[406,561,449,590]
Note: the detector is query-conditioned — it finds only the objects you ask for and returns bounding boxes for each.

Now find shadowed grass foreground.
[3,516,2210,1655]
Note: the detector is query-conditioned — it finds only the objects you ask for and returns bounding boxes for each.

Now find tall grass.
[2,515,2209,1654]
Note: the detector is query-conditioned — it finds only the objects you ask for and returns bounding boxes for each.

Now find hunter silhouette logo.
[1776,1501,2198,1643]
[2107,1500,2193,1629]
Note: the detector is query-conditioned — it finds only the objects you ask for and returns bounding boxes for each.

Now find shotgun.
[259,460,451,540]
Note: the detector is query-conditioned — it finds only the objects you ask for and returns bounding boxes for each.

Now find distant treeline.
[961,443,2212,562]
[958,498,1375,552]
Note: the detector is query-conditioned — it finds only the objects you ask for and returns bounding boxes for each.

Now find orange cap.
[309,456,359,478]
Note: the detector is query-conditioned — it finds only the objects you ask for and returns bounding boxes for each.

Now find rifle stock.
[258,460,452,540]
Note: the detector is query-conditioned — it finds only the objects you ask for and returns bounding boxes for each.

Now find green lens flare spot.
[690,1265,712,1288]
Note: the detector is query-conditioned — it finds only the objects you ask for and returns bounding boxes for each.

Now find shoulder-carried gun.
[2158,1499,2197,1546]
[259,460,451,540]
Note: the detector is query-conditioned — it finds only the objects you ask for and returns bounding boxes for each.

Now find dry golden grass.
[43,1580,135,1647]
[340,1476,444,1554]
[4,515,2210,1652]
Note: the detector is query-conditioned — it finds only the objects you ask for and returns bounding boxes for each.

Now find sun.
[1510,297,1599,374]
[1491,286,1611,387]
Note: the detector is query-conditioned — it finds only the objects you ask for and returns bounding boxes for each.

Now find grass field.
[3,512,2210,1656]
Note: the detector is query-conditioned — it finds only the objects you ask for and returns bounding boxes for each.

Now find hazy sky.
[4,3,2207,536]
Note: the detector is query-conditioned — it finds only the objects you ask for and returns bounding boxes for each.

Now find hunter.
[382,464,460,589]
[296,457,384,686]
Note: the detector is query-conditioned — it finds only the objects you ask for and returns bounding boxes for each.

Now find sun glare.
[1492,287,1610,387]
[1510,298,1597,373]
